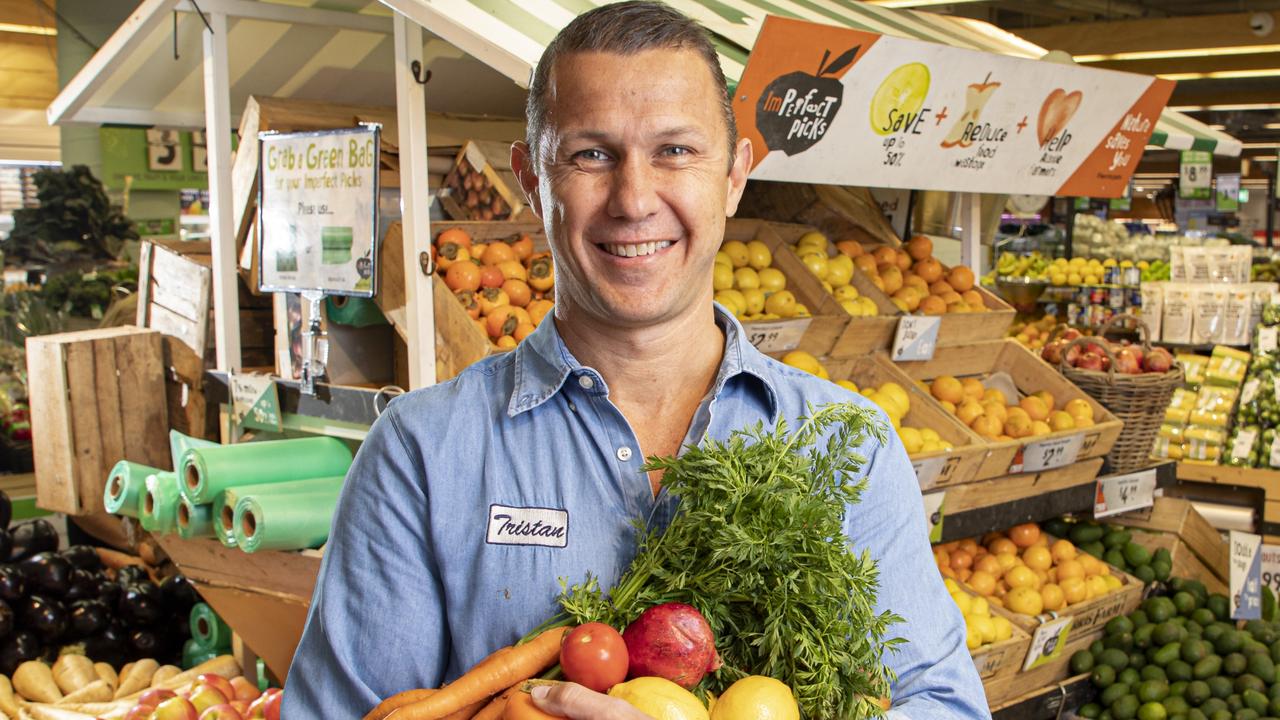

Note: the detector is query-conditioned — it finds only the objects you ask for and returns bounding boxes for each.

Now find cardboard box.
[894,340,1123,479]
[26,327,170,514]
[1108,497,1228,585]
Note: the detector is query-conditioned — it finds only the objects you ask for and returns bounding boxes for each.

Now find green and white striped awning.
[383,0,1242,157]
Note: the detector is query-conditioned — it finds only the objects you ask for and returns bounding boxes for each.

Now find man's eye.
[574,149,610,162]
[662,146,693,157]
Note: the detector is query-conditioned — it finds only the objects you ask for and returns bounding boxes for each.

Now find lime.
[869,63,930,136]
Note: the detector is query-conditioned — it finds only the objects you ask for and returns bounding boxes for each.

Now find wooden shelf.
[991,673,1095,720]
[206,371,391,431]
[1176,462,1280,538]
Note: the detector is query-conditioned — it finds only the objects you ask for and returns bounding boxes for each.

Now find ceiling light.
[1243,142,1280,149]
[1160,69,1280,81]
[1169,103,1280,111]
[0,22,55,36]
[864,0,991,6]
[1209,124,1227,130]
[1266,123,1280,130]
[1074,44,1280,63]
[1134,173,1179,178]
[1254,155,1279,161]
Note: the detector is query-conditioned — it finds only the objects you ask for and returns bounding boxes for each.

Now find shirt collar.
[507,303,779,420]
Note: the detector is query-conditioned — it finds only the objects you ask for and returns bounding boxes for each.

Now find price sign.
[1262,545,1280,598]
[744,318,811,354]
[1018,433,1085,473]
[1023,616,1073,671]
[1231,531,1263,619]
[1242,378,1260,405]
[912,455,949,491]
[922,491,945,543]
[1270,436,1280,468]
[1179,150,1212,200]
[1259,326,1278,354]
[1231,428,1259,462]
[1093,468,1157,519]
[230,373,282,432]
[892,316,942,361]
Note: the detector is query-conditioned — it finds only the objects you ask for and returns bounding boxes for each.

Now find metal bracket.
[300,292,329,397]
[419,251,435,276]
[409,60,431,85]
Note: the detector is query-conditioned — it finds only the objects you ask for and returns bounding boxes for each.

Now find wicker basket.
[1057,316,1183,474]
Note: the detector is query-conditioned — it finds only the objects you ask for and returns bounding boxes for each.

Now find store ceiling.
[0,0,58,110]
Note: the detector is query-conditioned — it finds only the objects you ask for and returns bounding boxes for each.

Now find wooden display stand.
[1107,497,1228,586]
[984,631,1103,708]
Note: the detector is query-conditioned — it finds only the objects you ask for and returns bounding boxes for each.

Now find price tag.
[1242,378,1260,405]
[1018,433,1085,473]
[1022,616,1073,671]
[1232,428,1259,461]
[1179,150,1212,200]
[922,491,945,543]
[912,455,948,491]
[1271,436,1280,468]
[744,318,811,354]
[1231,530,1263,620]
[1093,468,1157,519]
[892,316,942,361]
[1261,545,1280,598]
[230,373,282,432]
[1260,326,1278,354]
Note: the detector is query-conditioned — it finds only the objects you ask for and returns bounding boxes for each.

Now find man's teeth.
[602,241,673,258]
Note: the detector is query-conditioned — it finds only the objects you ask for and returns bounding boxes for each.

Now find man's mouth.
[598,241,674,258]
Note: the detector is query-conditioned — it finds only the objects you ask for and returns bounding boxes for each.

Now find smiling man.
[284,3,988,718]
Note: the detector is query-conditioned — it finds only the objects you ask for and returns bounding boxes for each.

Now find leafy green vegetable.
[3,165,137,264]
[552,402,902,720]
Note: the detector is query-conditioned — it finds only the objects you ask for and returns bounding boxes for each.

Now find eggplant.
[8,520,57,562]
[23,596,66,641]
[159,574,198,609]
[82,624,125,666]
[127,628,160,658]
[69,599,108,637]
[115,565,148,586]
[20,552,71,597]
[0,531,11,564]
[0,631,40,675]
[119,583,163,626]
[0,490,10,531]
[0,599,12,638]
[60,545,101,572]
[0,567,24,603]
[63,569,99,602]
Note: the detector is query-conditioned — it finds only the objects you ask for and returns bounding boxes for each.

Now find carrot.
[501,692,564,720]
[364,689,437,720]
[386,627,569,720]
[443,697,489,720]
[470,680,526,720]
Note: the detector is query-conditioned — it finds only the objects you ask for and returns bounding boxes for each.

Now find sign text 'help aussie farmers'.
[733,16,1175,198]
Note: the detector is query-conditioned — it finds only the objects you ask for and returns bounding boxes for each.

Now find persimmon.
[479,265,506,289]
[435,243,470,272]
[436,227,471,249]
[511,234,535,261]
[513,322,536,342]
[528,257,554,292]
[528,299,554,326]
[486,306,519,339]
[484,242,517,266]
[477,287,510,315]
[498,260,528,282]
[503,279,532,308]
[445,261,481,293]
[455,290,480,320]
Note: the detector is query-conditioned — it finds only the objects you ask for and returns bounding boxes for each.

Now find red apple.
[1061,328,1082,341]
[1065,344,1082,367]
[197,675,237,706]
[151,696,199,720]
[230,700,250,715]
[229,677,261,703]
[1145,347,1174,373]
[198,704,244,720]
[125,706,154,720]
[139,688,178,709]
[262,690,281,720]
[188,685,230,715]
[1040,341,1064,365]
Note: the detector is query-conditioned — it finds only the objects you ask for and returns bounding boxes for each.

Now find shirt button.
[616,446,633,461]
[578,375,595,389]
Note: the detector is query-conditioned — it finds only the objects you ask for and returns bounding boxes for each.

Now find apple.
[188,685,230,715]
[1145,347,1174,373]
[197,675,237,705]
[230,700,250,715]
[229,677,261,703]
[1061,328,1082,342]
[247,689,282,720]
[139,688,178,708]
[125,706,154,720]
[151,696,199,720]
[1040,340,1065,365]
[1064,344,1082,367]
[198,705,244,720]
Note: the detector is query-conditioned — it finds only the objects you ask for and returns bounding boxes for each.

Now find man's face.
[514,48,752,329]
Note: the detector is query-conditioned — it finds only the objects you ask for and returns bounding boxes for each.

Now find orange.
[1040,583,1066,612]
[975,554,1004,578]
[1005,565,1036,589]
[939,400,957,414]
[982,402,1008,426]
[1005,406,1031,425]
[1006,586,1044,616]
[988,538,1017,556]
[893,286,922,311]
[931,376,964,405]
[933,548,951,569]
[961,378,986,402]
[970,415,1001,439]
[1003,413,1033,439]
[854,255,878,274]
[835,240,864,258]
[1050,540,1077,564]
[1019,395,1050,422]
[1065,398,1094,422]
[929,280,954,296]
[903,273,929,294]
[967,570,997,596]
[957,538,979,555]
[1022,545,1052,572]
[1008,523,1041,548]
[906,235,933,261]
[949,550,973,571]
[1031,420,1052,437]
[880,266,904,294]
[873,245,897,267]
[995,552,1019,573]
[982,388,1007,405]
[1077,554,1102,577]
[1033,390,1056,411]
[894,249,912,271]
[956,400,985,426]
[920,295,947,316]
[962,290,985,309]
[1060,576,1087,604]
[1086,575,1109,599]
[1047,411,1076,432]
[948,265,976,292]
[913,258,943,284]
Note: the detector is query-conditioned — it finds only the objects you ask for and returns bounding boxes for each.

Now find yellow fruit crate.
[982,630,1103,708]
[823,354,985,490]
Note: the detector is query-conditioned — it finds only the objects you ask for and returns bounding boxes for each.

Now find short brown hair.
[525,1,737,167]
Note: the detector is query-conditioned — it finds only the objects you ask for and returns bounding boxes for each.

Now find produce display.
[842,235,984,315]
[1225,307,1280,468]
[1009,315,1059,352]
[932,522,1125,617]
[1040,327,1176,376]
[1070,579,1280,720]
[924,372,1094,441]
[1044,518,1172,586]
[435,227,555,350]
[940,578,1015,651]
[1070,215,1170,263]
[713,237,815,320]
[370,404,897,720]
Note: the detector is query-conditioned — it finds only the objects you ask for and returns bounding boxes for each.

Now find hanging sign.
[1216,174,1241,212]
[1093,468,1157,519]
[230,373,282,432]
[1262,544,1280,597]
[1179,151,1212,200]
[922,491,945,543]
[733,16,1174,198]
[258,125,380,297]
[1023,616,1073,671]
[1231,530,1263,620]
[744,318,811,354]
[1109,181,1132,212]
[892,315,941,361]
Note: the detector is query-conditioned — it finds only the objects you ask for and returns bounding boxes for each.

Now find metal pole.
[202,10,240,372]
[1268,163,1276,250]
[393,13,437,389]
[959,192,982,273]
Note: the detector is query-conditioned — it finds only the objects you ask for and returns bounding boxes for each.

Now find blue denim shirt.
[284,307,989,719]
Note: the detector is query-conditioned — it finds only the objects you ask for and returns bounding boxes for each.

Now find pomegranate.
[1040,341,1065,365]
[622,603,721,689]
[1064,344,1082,367]
[1061,328,1082,342]
[1113,347,1142,375]
[1144,347,1174,373]
[1076,351,1106,371]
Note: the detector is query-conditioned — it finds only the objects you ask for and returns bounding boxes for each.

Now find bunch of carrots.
[363,627,570,720]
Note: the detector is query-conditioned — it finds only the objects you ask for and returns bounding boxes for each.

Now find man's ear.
[724,137,753,217]
[511,141,543,219]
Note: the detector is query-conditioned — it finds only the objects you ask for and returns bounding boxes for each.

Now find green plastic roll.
[190,603,232,651]
[213,477,345,549]
[180,437,352,505]
[169,430,218,480]
[321,226,353,265]
[325,296,387,327]
[181,638,204,668]
[140,471,181,534]
[177,497,214,539]
[233,483,344,553]
[103,461,161,517]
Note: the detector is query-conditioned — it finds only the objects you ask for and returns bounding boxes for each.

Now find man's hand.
[530,683,654,719]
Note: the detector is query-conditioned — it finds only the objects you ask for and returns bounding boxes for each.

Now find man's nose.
[606,154,661,221]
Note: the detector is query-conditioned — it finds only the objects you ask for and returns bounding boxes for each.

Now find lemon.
[833,285,859,301]
[734,267,761,291]
[757,267,787,293]
[710,676,799,720]
[746,240,772,270]
[721,240,749,268]
[742,288,766,315]
[835,379,859,393]
[795,231,828,254]
[610,677,710,720]
[713,264,735,291]
[970,596,990,617]
[781,350,824,376]
[920,428,941,443]
[898,426,923,454]
[878,382,911,415]
[714,290,747,317]
[992,615,1013,641]
[870,62,931,136]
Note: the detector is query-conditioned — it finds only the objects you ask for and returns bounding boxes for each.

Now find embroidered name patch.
[486,504,569,548]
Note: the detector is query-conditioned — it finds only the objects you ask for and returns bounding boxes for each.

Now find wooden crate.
[26,327,170,515]
[983,629,1103,708]
[1107,497,1228,584]
[1127,530,1228,595]
[1006,565,1143,639]
[137,240,212,357]
[437,140,524,222]
[738,181,902,248]
[936,285,1016,348]
[894,341,1123,479]
[973,620,1034,688]
[940,458,1105,516]
[825,354,986,489]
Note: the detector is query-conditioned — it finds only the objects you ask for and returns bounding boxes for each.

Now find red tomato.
[559,622,629,693]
